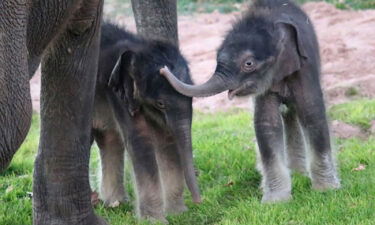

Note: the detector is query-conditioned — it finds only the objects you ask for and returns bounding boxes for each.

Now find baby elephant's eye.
[242,59,256,73]
[155,100,166,110]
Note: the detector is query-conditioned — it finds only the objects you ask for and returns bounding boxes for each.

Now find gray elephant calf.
[161,0,340,202]
[91,23,200,222]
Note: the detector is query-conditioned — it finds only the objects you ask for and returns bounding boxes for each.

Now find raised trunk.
[131,0,178,46]
[160,66,231,97]
[0,1,32,172]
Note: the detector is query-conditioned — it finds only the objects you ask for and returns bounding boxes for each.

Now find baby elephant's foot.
[311,167,340,191]
[262,189,292,203]
[312,175,340,191]
[165,199,188,215]
[144,216,169,225]
[289,161,308,175]
[101,192,128,208]
[139,202,167,224]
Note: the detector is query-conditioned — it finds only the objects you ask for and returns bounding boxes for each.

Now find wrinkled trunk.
[160,66,232,97]
[172,118,201,203]
[0,2,32,172]
[131,0,178,46]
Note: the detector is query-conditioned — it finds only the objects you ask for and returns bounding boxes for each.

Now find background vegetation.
[104,0,375,17]
[179,0,375,13]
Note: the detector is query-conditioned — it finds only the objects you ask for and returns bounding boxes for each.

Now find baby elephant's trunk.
[174,119,201,203]
[160,66,230,98]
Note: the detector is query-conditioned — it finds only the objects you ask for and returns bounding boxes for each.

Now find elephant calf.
[161,0,340,202]
[91,23,200,222]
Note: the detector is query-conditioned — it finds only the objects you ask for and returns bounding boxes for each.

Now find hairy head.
[159,1,313,100]
[217,13,279,98]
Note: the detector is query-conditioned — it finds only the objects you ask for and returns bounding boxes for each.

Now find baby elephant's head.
[160,13,310,99]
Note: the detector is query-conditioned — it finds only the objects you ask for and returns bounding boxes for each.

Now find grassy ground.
[0,99,374,225]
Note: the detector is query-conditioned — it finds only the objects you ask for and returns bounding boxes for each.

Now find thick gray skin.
[161,0,340,202]
[0,0,179,224]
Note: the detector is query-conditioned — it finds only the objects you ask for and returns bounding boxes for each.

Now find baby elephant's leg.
[254,94,291,203]
[94,129,127,206]
[282,106,308,174]
[290,75,340,190]
[127,116,166,223]
[155,134,187,215]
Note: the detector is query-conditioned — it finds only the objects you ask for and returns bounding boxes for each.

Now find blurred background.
[28,0,375,125]
[31,0,375,113]
[103,0,375,16]
[31,0,375,112]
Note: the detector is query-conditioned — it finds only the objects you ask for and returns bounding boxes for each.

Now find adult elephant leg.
[26,1,82,78]
[154,132,186,215]
[254,93,291,203]
[0,1,32,172]
[33,0,107,224]
[282,105,307,174]
[289,72,340,190]
[131,0,178,46]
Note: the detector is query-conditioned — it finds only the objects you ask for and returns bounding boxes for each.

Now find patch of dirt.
[370,120,375,134]
[331,120,367,139]
[30,2,375,113]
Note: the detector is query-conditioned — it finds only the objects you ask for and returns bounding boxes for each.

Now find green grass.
[1,99,375,225]
[329,99,375,130]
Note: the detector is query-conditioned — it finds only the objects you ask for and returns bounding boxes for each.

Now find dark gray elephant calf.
[0,0,180,224]
[161,0,340,202]
[91,23,200,222]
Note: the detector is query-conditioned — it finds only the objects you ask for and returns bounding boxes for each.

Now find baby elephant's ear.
[108,50,140,116]
[274,15,309,82]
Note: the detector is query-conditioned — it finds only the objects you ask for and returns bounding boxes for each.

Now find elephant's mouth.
[228,82,256,100]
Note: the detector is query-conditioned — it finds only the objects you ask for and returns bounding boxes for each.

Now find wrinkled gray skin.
[0,0,179,224]
[92,23,200,223]
[161,0,340,202]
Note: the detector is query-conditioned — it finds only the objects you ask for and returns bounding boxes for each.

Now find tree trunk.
[131,0,178,46]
